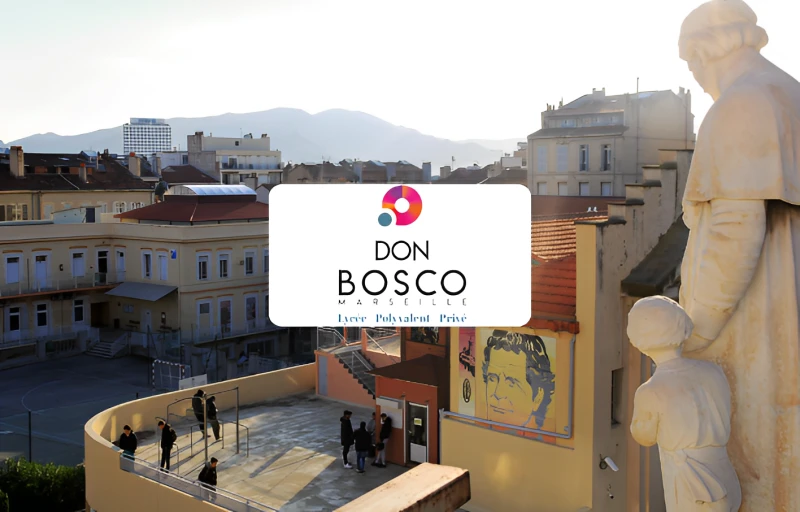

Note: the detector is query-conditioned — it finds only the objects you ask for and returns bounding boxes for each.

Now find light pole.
[20,380,62,462]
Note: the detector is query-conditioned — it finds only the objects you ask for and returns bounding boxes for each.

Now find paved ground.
[0,354,154,466]
[135,393,407,511]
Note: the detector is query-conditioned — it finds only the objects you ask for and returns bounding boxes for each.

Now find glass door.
[407,403,428,464]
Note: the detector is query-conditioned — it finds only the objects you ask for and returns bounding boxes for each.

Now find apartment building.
[187,132,282,186]
[527,87,695,196]
[0,185,289,375]
[281,161,359,183]
[0,147,156,220]
[123,118,172,155]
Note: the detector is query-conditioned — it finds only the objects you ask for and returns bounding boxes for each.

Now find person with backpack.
[192,389,209,437]
[373,413,392,468]
[340,410,354,469]
[158,420,177,470]
[198,457,219,500]
[207,395,221,442]
[353,421,372,473]
[118,424,138,459]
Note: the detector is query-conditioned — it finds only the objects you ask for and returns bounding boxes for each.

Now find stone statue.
[678,0,800,509]
[628,296,741,511]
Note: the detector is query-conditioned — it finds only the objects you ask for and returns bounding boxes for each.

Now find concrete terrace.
[134,393,406,511]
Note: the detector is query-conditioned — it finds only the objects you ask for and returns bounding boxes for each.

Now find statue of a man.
[678,0,800,509]
[628,296,741,511]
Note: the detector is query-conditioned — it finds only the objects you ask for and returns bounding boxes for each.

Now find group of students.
[340,410,393,473]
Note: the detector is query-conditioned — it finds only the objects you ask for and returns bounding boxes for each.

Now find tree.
[0,458,85,512]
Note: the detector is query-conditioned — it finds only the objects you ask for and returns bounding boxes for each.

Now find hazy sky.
[1,0,797,143]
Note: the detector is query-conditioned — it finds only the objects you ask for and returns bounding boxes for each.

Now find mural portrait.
[458,328,476,416]
[409,327,440,345]
[478,328,557,431]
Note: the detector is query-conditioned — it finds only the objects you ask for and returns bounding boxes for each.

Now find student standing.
[118,425,138,459]
[158,420,177,471]
[354,421,372,473]
[340,410,354,469]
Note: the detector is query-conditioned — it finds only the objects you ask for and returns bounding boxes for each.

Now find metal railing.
[119,452,276,511]
[190,318,284,343]
[316,327,349,351]
[0,325,97,349]
[365,330,400,363]
[336,348,376,396]
[0,271,124,297]
[189,419,250,457]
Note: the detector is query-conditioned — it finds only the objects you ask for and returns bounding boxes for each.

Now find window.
[116,250,126,274]
[219,298,232,333]
[610,115,620,124]
[3,204,29,221]
[263,249,269,273]
[198,302,211,315]
[114,202,126,214]
[62,203,72,210]
[74,299,85,323]
[5,256,20,284]
[558,182,568,196]
[8,306,20,332]
[536,182,547,195]
[218,253,230,279]
[36,303,48,328]
[244,250,255,276]
[245,295,257,329]
[229,157,238,169]
[536,146,547,172]
[611,368,624,426]
[158,253,168,281]
[181,154,189,165]
[601,144,612,171]
[601,182,613,196]
[264,295,271,324]
[97,203,107,213]
[556,145,568,172]
[560,118,576,128]
[579,182,590,196]
[71,251,86,277]
[142,251,152,279]
[197,253,209,281]
[579,145,589,172]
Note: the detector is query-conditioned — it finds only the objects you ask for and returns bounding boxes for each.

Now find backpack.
[170,428,177,443]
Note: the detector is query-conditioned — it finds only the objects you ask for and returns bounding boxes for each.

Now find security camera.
[599,455,619,472]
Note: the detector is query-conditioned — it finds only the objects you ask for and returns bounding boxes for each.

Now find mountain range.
[1,109,525,174]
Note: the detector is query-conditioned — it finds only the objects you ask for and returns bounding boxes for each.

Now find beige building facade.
[527,88,695,197]
[187,132,282,187]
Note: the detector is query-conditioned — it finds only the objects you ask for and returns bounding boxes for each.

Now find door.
[116,250,126,281]
[141,309,152,347]
[407,403,428,464]
[158,253,167,281]
[245,295,257,331]
[197,301,212,340]
[35,303,49,337]
[318,356,328,396]
[6,256,20,284]
[219,299,232,335]
[6,306,21,341]
[97,250,109,284]
[35,255,48,290]
[72,252,85,278]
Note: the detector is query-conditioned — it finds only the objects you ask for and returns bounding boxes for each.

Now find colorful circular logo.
[378,185,422,226]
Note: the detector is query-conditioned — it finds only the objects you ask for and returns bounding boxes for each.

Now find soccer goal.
[152,359,190,391]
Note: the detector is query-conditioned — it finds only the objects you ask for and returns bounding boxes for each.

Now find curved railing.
[84,363,315,512]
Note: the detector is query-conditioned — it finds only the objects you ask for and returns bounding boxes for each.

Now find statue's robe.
[681,59,800,511]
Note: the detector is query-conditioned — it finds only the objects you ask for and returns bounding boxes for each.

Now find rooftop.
[622,215,689,297]
[160,165,218,185]
[133,393,407,511]
[0,150,154,191]
[115,191,267,224]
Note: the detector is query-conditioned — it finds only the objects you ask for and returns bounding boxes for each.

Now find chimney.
[128,152,141,176]
[260,133,269,138]
[155,155,162,174]
[9,146,24,178]
[78,163,88,183]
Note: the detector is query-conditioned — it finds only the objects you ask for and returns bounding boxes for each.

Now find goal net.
[152,359,190,391]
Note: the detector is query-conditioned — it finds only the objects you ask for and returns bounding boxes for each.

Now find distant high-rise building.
[123,118,172,155]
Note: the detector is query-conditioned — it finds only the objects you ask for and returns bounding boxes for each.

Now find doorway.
[35,254,48,290]
[141,309,152,347]
[407,403,428,464]
[97,250,109,284]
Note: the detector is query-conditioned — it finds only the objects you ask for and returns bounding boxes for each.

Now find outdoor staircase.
[86,331,130,359]
[333,346,376,399]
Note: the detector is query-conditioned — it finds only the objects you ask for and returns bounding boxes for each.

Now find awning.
[105,282,178,302]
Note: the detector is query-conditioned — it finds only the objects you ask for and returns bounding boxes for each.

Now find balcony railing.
[0,325,98,348]
[0,271,124,297]
[190,318,284,343]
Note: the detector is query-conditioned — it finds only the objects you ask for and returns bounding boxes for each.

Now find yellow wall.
[443,326,594,512]
[84,363,316,512]
[0,190,154,220]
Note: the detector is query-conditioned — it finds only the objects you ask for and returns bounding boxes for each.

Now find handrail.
[365,331,400,363]
[119,452,277,511]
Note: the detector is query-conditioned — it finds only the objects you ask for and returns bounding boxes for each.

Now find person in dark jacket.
[158,420,177,470]
[198,457,218,501]
[353,421,372,473]
[192,389,209,436]
[373,413,392,467]
[207,395,221,441]
[340,410,354,469]
[118,424,138,459]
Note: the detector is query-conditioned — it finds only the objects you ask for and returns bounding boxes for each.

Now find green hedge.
[0,489,8,512]
[0,458,84,512]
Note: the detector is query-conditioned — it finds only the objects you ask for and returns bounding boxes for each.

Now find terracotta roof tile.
[115,195,268,223]
[161,165,218,185]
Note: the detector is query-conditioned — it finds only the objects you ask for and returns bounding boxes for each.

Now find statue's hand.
[683,332,714,353]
